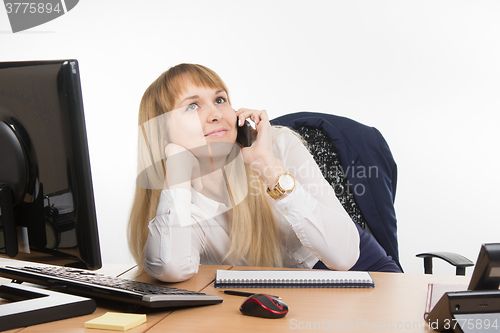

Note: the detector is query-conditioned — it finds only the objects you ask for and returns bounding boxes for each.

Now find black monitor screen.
[468,243,500,291]
[0,59,101,270]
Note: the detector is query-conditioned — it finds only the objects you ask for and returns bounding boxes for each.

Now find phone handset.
[236,118,252,147]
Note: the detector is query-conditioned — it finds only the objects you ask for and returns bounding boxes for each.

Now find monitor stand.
[0,185,18,258]
[0,282,96,331]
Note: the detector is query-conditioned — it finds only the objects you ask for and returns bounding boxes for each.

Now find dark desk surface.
[1,261,470,332]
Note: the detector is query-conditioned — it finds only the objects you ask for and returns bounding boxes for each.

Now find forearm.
[275,181,360,270]
[270,127,360,269]
[144,218,199,282]
[249,156,286,190]
[143,189,201,282]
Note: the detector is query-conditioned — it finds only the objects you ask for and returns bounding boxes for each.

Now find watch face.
[278,174,295,191]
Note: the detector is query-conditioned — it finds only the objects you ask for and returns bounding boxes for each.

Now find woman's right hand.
[164,143,202,191]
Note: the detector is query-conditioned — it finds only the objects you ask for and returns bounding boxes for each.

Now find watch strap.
[266,172,295,199]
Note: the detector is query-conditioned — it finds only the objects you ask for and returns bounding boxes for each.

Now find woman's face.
[166,82,238,152]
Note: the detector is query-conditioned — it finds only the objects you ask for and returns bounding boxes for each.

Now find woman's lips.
[205,129,228,137]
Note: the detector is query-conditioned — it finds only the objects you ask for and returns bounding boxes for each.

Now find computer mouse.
[239,293,289,319]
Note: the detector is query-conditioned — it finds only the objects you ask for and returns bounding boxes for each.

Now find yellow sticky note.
[84,312,147,331]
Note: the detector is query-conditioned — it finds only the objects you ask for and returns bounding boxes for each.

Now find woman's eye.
[215,97,226,104]
[186,103,199,111]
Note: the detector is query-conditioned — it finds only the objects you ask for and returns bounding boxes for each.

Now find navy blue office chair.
[271,112,473,275]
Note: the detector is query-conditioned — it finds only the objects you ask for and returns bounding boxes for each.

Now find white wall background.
[1,0,499,275]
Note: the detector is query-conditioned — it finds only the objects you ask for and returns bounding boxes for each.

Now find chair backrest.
[271,111,401,270]
[294,125,369,230]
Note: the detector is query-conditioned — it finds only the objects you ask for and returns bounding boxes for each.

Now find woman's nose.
[207,105,222,122]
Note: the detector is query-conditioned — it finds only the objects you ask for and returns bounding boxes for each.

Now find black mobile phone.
[236,119,252,147]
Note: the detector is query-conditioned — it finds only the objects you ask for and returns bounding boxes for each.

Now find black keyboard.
[0,265,222,309]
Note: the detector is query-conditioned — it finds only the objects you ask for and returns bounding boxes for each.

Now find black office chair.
[270,112,473,275]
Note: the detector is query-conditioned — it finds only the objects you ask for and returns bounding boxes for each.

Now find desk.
[1,264,470,332]
[0,263,229,333]
[148,267,470,333]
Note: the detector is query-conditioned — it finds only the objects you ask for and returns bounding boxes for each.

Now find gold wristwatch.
[267,172,295,199]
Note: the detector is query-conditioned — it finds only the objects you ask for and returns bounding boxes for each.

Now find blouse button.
[167,210,171,215]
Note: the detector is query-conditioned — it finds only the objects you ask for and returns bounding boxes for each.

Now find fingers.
[164,142,187,158]
[235,108,269,126]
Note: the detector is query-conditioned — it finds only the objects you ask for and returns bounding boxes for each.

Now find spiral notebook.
[214,270,374,288]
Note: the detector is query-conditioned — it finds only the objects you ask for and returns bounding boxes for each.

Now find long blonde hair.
[127,64,282,272]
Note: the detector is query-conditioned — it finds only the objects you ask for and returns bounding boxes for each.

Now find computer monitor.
[0,59,101,270]
[468,243,500,291]
[427,243,500,332]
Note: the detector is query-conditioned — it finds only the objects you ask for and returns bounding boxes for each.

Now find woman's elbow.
[323,250,359,271]
[324,234,360,271]
[143,260,198,283]
[337,222,361,270]
[335,247,360,271]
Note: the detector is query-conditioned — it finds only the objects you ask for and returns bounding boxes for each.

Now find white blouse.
[144,127,360,282]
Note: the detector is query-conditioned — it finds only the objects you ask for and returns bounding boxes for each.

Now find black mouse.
[239,293,289,319]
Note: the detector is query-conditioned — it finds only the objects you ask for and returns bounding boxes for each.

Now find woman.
[128,64,399,282]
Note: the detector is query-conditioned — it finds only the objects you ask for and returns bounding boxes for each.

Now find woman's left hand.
[235,108,286,189]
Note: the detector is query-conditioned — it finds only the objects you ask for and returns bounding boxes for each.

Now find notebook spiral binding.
[214,278,375,288]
